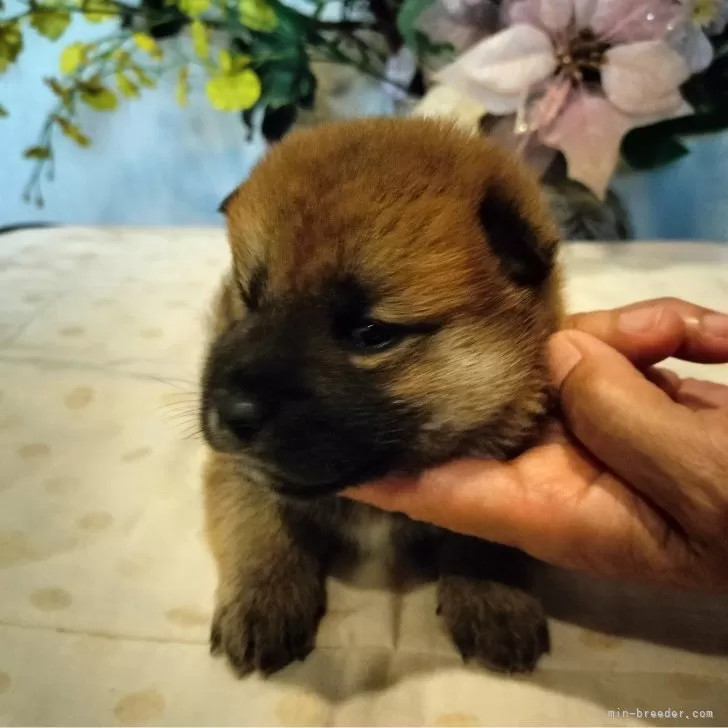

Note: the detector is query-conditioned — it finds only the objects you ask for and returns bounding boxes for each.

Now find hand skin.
[345,298,728,592]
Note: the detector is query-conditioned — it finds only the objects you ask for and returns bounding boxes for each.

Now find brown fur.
[201,117,564,677]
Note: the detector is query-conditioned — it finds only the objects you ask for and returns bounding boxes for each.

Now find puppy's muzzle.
[209,387,266,445]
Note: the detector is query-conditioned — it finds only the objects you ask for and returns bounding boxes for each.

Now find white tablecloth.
[0,228,727,726]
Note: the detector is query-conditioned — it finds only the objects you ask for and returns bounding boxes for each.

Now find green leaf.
[629,107,728,140]
[396,0,435,51]
[261,103,296,142]
[80,0,117,24]
[298,68,316,109]
[30,9,72,41]
[258,60,315,110]
[175,0,211,17]
[260,66,299,108]
[240,106,256,140]
[54,115,91,147]
[23,145,52,159]
[621,131,690,171]
[0,21,23,73]
[411,29,454,58]
[0,103,7,118]
[239,0,277,31]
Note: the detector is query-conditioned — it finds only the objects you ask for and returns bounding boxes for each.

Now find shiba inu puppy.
[201,117,563,676]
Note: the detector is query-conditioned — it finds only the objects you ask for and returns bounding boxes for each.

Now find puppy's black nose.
[214,389,265,442]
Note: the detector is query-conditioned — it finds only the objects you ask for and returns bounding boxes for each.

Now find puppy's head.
[202,118,563,499]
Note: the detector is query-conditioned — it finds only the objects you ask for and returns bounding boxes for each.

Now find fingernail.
[618,307,663,333]
[701,313,728,338]
[548,332,583,388]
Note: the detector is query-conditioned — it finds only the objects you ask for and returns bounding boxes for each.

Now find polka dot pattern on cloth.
[0,229,727,725]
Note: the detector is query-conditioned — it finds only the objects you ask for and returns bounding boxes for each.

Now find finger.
[646,366,682,399]
[566,298,728,365]
[343,454,600,557]
[674,378,728,410]
[646,368,728,409]
[549,330,717,531]
[344,448,704,587]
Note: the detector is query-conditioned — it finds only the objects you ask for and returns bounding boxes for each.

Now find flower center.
[555,29,610,86]
[693,0,720,27]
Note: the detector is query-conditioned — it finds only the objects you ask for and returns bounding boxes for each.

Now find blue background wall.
[2,9,728,239]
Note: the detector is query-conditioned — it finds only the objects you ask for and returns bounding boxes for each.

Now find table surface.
[0,228,727,726]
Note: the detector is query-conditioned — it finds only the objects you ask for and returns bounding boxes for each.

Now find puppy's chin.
[206,438,397,501]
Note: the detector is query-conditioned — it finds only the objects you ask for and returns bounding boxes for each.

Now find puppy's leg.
[437,535,549,673]
[204,456,327,676]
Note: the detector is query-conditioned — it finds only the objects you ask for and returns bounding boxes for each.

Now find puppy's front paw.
[438,575,549,673]
[211,579,326,677]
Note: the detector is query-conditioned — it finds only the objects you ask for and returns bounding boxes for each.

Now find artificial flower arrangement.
[1,0,727,204]
[415,0,728,198]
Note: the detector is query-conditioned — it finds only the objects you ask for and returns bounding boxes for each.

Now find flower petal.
[435,24,556,112]
[603,41,691,115]
[588,0,685,43]
[507,0,573,31]
[540,88,634,199]
[572,0,599,27]
[412,84,488,131]
[528,76,572,130]
[668,22,714,73]
[484,114,560,177]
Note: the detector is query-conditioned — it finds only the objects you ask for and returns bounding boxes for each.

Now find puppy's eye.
[347,319,406,352]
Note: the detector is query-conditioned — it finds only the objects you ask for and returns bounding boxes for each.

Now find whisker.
[162,410,202,422]
[147,374,199,391]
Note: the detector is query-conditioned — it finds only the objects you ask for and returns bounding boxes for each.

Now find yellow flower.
[239,0,277,31]
[191,20,208,60]
[115,72,139,97]
[59,42,87,74]
[219,49,232,73]
[693,0,720,26]
[206,69,261,111]
[176,66,189,107]
[132,33,163,60]
[218,49,251,73]
[29,9,71,41]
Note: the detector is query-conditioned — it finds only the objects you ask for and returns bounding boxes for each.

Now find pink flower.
[436,0,710,198]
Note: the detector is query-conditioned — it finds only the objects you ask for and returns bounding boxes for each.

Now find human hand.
[345,298,728,591]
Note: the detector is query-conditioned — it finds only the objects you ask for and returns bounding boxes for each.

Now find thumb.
[549,330,704,525]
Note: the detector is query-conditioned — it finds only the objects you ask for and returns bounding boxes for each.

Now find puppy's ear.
[478,189,557,287]
[218,189,237,215]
